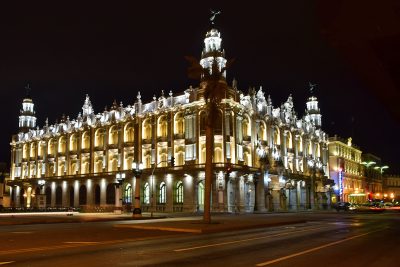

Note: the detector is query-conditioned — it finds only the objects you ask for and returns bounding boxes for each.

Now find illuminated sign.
[338,168,343,201]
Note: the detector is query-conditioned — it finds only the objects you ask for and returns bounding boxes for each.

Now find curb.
[114,220,307,234]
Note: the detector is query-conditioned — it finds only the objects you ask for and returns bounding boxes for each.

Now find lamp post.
[362,161,376,198]
[114,172,125,214]
[132,162,143,217]
[374,165,389,175]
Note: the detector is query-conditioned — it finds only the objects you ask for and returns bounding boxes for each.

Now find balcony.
[174,133,185,140]
[243,136,251,142]
[157,136,168,143]
[107,144,118,149]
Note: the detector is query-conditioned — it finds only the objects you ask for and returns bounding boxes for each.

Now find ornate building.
[8,24,331,213]
[328,136,366,203]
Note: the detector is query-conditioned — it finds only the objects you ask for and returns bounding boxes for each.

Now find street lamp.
[132,162,144,217]
[374,165,389,174]
[114,172,125,214]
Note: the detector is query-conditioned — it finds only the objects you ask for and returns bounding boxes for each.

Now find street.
[0,212,399,266]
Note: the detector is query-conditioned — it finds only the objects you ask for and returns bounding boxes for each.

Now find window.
[176,181,183,203]
[124,184,132,204]
[143,182,150,204]
[159,182,166,204]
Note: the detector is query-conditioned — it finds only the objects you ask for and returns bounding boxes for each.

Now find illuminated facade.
[8,25,331,213]
[328,136,366,203]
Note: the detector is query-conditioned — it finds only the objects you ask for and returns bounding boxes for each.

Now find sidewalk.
[0,211,330,232]
[115,213,309,233]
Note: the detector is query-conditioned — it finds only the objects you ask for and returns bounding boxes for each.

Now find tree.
[186,56,234,223]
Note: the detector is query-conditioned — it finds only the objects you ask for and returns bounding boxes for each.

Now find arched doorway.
[55,186,62,207]
[197,181,204,212]
[79,185,87,206]
[106,184,115,205]
[69,186,75,207]
[45,187,51,206]
[94,185,100,205]
[20,188,25,208]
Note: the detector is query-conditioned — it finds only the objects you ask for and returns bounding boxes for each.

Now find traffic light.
[171,156,175,167]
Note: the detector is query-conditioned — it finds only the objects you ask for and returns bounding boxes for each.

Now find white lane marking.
[0,262,15,265]
[256,228,385,266]
[64,242,100,244]
[174,227,326,252]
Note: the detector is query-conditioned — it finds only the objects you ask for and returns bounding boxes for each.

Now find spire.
[200,10,227,79]
[82,94,94,116]
[19,84,37,133]
[306,83,322,128]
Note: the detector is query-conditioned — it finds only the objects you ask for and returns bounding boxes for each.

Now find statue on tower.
[210,10,221,25]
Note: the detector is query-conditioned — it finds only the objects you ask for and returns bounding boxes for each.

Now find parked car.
[334,202,351,211]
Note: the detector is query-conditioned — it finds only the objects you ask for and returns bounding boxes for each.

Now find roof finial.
[25,84,31,98]
[210,9,221,25]
[309,82,317,95]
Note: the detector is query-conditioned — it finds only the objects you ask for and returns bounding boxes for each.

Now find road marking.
[0,262,14,265]
[174,227,326,252]
[115,225,202,233]
[64,241,100,244]
[255,228,385,266]
[11,232,33,234]
[0,235,176,255]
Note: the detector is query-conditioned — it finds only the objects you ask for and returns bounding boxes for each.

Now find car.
[334,202,352,211]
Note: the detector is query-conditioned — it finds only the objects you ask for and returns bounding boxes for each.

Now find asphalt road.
[1,212,399,266]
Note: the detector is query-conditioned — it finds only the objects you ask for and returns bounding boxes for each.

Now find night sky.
[1,1,399,173]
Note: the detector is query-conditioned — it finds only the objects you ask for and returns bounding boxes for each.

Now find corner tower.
[18,84,37,133]
[305,83,322,128]
[199,11,227,79]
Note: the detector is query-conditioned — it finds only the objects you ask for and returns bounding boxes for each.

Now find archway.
[79,185,87,205]
[94,184,101,205]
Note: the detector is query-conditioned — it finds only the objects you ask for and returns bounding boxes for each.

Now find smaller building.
[328,136,365,203]
[383,175,400,202]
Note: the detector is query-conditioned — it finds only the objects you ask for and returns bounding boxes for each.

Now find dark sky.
[1,1,399,173]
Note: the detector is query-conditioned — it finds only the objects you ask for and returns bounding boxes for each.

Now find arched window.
[142,119,152,140]
[95,128,105,148]
[81,132,90,149]
[106,184,115,205]
[242,116,251,137]
[174,112,184,135]
[58,136,66,153]
[23,144,28,159]
[297,135,303,153]
[259,121,267,141]
[124,184,132,204]
[124,123,134,142]
[273,127,280,145]
[38,141,45,157]
[159,182,166,204]
[143,182,150,204]
[176,181,183,204]
[198,182,204,206]
[108,126,118,145]
[214,111,223,135]
[30,143,36,158]
[199,111,207,136]
[157,116,168,138]
[69,134,78,151]
[48,139,55,155]
[286,131,293,149]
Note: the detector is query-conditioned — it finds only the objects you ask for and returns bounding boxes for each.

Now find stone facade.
[8,26,332,213]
